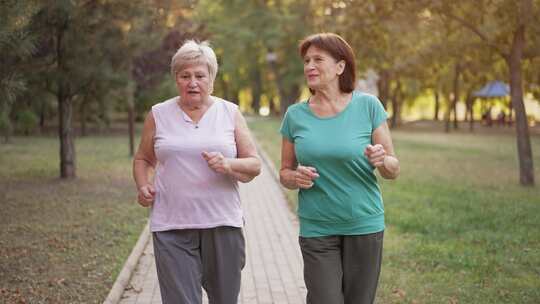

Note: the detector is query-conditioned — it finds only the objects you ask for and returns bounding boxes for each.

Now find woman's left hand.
[202,151,232,174]
[364,144,386,168]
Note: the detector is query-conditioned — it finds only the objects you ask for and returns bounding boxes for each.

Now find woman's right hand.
[295,165,319,189]
[137,184,155,207]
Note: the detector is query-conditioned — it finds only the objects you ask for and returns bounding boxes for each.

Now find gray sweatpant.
[152,227,245,304]
[299,231,384,304]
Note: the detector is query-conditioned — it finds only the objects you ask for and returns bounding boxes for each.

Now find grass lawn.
[0,135,147,303]
[248,116,540,304]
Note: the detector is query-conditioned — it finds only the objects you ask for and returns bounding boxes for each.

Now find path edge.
[252,134,299,226]
[103,222,150,304]
[255,140,280,181]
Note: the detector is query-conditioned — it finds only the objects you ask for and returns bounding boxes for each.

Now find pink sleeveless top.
[150,96,242,232]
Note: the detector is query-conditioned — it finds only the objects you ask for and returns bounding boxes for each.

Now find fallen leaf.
[393,288,406,299]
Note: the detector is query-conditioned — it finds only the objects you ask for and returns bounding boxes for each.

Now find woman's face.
[175,63,212,104]
[303,46,344,91]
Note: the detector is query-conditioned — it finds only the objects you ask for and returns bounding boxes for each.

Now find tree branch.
[69,78,94,98]
[440,11,508,58]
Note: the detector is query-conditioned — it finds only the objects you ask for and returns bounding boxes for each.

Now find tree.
[26,0,163,178]
[0,0,39,143]
[431,0,539,185]
[195,0,310,115]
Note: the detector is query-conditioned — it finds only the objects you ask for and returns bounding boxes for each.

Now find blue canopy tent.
[473,81,511,126]
[473,80,510,98]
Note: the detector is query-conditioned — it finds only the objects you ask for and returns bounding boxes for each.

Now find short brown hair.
[299,33,356,93]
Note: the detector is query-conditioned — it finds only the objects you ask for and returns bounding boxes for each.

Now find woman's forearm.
[227,157,261,182]
[133,158,154,189]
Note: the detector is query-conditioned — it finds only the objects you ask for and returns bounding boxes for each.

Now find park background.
[1,0,539,303]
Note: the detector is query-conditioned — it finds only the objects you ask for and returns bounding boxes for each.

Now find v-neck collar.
[305,91,355,120]
[176,96,218,127]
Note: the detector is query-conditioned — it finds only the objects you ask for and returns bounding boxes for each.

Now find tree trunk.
[445,63,461,132]
[434,90,440,121]
[508,98,514,126]
[219,75,230,102]
[80,100,87,137]
[464,95,470,122]
[1,99,12,143]
[269,95,279,116]
[98,99,109,131]
[466,93,475,132]
[2,125,10,143]
[453,102,458,129]
[58,90,76,179]
[444,94,451,133]
[390,80,401,129]
[127,81,135,157]
[1,111,12,144]
[452,62,461,130]
[2,127,10,143]
[56,17,75,179]
[251,68,262,115]
[279,84,300,117]
[39,100,46,133]
[507,24,534,185]
[230,88,240,105]
[269,61,288,116]
[377,70,390,109]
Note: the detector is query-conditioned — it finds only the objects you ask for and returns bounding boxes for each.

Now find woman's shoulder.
[352,91,381,105]
[351,91,386,114]
[290,100,308,109]
[152,96,178,112]
[284,100,308,117]
[211,96,239,114]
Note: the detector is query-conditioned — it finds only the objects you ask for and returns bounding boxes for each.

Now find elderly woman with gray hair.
[133,40,261,304]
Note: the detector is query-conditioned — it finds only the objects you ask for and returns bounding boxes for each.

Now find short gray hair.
[170,40,218,83]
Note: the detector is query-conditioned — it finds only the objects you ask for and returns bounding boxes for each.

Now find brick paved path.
[118,158,306,304]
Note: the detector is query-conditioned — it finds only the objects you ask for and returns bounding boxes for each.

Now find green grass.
[248,117,540,304]
[0,136,147,303]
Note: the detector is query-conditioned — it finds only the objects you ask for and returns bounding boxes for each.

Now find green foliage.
[12,0,173,176]
[0,109,12,135]
[194,0,311,110]
[27,0,163,100]
[136,75,178,118]
[0,73,27,106]
[2,0,539,176]
[0,0,40,140]
[15,109,38,135]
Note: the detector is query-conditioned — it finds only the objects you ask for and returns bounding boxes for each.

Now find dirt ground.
[0,136,147,303]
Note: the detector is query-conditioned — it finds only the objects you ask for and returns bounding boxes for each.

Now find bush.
[0,111,11,131]
[16,110,39,135]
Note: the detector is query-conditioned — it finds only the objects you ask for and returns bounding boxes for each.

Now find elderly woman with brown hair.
[279,33,400,304]
[133,40,261,304]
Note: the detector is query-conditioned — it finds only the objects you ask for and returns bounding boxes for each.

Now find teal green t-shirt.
[280,91,388,237]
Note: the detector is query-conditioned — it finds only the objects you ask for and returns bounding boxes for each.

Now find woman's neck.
[311,84,349,106]
[178,96,213,112]
[307,91,352,118]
